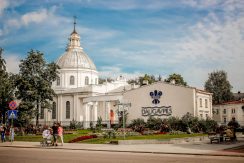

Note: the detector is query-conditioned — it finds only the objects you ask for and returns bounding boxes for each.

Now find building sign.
[142,106,172,116]
[141,90,172,116]
[150,90,162,104]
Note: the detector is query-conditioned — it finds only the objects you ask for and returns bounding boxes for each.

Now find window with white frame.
[70,76,75,85]
[57,76,60,86]
[66,101,70,119]
[85,76,89,85]
[205,99,208,108]
[200,98,202,107]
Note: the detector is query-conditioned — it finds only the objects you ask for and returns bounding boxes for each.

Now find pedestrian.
[228,117,240,141]
[52,122,58,146]
[0,124,6,142]
[57,123,64,146]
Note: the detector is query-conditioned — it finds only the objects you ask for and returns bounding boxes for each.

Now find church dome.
[56,48,96,70]
[56,21,96,70]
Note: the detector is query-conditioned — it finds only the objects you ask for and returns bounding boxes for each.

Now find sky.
[0,0,244,92]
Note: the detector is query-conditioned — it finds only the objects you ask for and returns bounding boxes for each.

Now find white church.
[39,21,213,128]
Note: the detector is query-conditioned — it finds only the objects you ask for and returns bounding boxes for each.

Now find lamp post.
[116,101,131,139]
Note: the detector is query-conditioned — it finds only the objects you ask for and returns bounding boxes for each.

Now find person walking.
[52,122,58,146]
[0,124,6,142]
[57,123,64,146]
[228,117,240,141]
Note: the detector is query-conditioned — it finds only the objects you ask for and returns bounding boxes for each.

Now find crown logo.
[149,90,162,104]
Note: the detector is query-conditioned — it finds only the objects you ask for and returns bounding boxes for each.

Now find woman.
[57,123,64,146]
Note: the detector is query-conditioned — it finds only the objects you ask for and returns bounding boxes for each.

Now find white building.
[213,100,244,126]
[38,22,213,128]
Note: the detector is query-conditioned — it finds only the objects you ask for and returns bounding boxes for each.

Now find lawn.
[13,129,206,144]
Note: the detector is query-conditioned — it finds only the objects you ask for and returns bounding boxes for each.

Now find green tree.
[15,50,59,126]
[164,73,187,86]
[204,70,233,104]
[139,74,156,86]
[0,48,15,124]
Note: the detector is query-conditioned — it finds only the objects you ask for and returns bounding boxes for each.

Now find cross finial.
[73,16,77,32]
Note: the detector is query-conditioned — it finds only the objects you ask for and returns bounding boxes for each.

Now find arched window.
[70,76,75,85]
[56,76,60,86]
[40,107,44,119]
[66,101,70,119]
[52,102,56,119]
[85,76,89,85]
[95,78,98,85]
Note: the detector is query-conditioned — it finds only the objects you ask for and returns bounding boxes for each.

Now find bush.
[129,118,146,132]
[70,119,83,129]
[146,116,162,130]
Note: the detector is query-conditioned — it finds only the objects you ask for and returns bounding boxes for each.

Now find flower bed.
[68,135,97,143]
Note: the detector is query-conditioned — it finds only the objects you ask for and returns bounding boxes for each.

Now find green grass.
[14,130,206,144]
[80,133,206,144]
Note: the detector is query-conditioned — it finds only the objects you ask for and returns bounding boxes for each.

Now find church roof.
[56,19,97,70]
[56,48,97,70]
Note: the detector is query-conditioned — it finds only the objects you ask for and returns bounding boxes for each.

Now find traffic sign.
[9,101,17,110]
[8,110,18,119]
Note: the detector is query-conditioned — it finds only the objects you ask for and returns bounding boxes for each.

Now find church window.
[52,102,56,119]
[70,76,75,85]
[85,76,89,85]
[57,76,60,86]
[40,107,44,119]
[66,101,70,119]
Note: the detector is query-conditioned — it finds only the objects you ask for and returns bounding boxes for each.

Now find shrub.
[146,116,162,130]
[129,118,146,132]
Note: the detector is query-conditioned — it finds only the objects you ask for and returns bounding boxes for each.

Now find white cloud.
[0,0,9,16]
[177,10,244,91]
[99,66,142,80]
[4,54,20,73]
[21,9,49,26]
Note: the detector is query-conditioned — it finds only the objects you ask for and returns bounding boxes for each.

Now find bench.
[208,132,231,144]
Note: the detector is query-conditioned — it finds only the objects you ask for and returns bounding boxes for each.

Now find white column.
[83,103,90,129]
[73,94,78,121]
[93,102,98,127]
[58,94,63,122]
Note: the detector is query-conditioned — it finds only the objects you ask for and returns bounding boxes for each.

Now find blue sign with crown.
[149,90,163,104]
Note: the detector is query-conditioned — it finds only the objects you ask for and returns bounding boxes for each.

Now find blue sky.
[0,0,244,92]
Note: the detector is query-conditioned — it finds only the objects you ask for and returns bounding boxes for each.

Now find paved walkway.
[1,139,244,157]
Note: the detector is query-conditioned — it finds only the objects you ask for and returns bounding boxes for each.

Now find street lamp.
[116,101,131,139]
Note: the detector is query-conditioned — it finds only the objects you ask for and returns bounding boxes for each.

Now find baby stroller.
[40,129,52,147]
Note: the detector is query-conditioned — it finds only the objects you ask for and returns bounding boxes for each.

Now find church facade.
[38,23,213,128]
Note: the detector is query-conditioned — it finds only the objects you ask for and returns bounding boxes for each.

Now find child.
[42,126,51,145]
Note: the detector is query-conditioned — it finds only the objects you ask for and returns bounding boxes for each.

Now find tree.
[139,74,156,86]
[204,70,233,104]
[164,73,187,86]
[0,48,15,124]
[15,50,59,126]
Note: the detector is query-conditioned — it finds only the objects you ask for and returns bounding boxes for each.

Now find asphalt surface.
[0,147,244,163]
[1,138,244,157]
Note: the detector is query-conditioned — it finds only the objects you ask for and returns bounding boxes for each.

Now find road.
[0,147,243,163]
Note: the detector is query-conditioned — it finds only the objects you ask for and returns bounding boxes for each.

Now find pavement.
[1,138,244,157]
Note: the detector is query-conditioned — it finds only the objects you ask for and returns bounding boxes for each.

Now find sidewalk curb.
[1,145,244,158]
